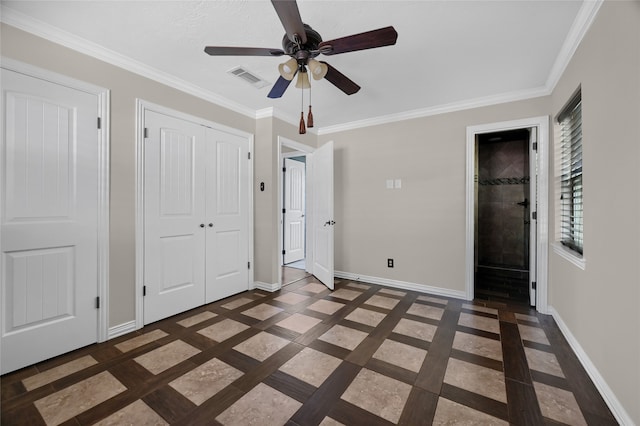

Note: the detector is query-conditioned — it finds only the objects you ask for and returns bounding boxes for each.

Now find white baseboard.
[334,271,467,300]
[253,281,281,292]
[548,306,633,425]
[108,320,138,340]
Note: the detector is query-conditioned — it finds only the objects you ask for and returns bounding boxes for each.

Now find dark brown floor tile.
[523,339,554,353]
[1,402,47,425]
[231,343,304,392]
[530,370,571,391]
[365,358,417,386]
[263,370,317,403]
[328,399,394,426]
[449,348,503,372]
[308,339,352,360]
[143,385,196,423]
[505,378,544,425]
[387,332,431,351]
[441,383,509,422]
[456,325,501,341]
[175,385,244,425]
[499,310,517,323]
[397,386,439,426]
[500,321,531,384]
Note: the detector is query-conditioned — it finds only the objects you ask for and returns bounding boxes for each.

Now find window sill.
[552,243,586,270]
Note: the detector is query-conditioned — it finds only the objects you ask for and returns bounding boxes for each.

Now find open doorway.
[475,129,532,305]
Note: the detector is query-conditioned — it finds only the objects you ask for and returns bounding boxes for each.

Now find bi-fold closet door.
[144,110,250,325]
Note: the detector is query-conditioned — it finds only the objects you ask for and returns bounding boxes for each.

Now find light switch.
[386,179,394,189]
[394,179,402,189]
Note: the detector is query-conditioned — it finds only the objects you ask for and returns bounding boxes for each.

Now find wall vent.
[228,66,270,89]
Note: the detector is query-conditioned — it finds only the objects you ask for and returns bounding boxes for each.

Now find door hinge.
[533,142,538,151]
[248,261,251,269]
[532,281,537,290]
[143,285,147,296]
[95,297,100,309]
[532,211,537,220]
[282,250,286,255]
[248,152,251,160]
[282,167,286,173]
[144,128,149,138]
[97,117,101,129]
[282,208,286,214]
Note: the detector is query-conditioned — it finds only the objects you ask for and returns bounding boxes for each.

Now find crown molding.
[545,0,604,92]
[317,86,549,135]
[255,107,319,135]
[0,5,256,120]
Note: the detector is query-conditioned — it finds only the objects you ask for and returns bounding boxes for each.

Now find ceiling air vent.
[228,66,270,89]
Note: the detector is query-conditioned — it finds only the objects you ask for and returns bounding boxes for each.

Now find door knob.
[208,223,213,227]
[200,224,205,228]
[324,220,336,226]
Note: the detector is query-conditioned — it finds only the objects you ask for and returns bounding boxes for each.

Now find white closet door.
[284,158,306,264]
[1,69,99,373]
[205,128,250,303]
[144,111,206,324]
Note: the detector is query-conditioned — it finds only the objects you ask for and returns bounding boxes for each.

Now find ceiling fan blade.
[204,46,285,56]
[271,0,307,44]
[267,75,294,98]
[321,62,360,95]
[318,26,398,55]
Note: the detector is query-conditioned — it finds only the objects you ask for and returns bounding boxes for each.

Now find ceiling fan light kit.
[205,0,398,132]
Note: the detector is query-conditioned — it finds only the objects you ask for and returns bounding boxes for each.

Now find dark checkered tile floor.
[1,276,617,425]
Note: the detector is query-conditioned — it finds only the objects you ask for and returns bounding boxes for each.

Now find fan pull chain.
[299,78,306,134]
[307,84,314,128]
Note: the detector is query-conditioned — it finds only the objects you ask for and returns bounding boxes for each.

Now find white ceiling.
[2,1,589,131]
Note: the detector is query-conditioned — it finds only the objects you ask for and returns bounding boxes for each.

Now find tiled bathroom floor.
[1,277,617,425]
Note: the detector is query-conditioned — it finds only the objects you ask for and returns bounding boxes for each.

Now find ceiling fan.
[204,0,398,100]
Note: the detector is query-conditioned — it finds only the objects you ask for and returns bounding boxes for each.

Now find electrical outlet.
[387,258,394,268]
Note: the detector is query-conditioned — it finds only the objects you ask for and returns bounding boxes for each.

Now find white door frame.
[465,116,549,314]
[277,136,316,288]
[135,99,254,330]
[283,156,307,265]
[0,58,110,342]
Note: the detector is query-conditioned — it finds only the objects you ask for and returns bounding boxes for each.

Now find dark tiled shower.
[476,129,531,304]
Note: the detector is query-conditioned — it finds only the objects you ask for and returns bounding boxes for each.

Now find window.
[557,91,583,255]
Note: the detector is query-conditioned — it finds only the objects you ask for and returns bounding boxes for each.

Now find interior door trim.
[465,116,550,314]
[0,57,111,342]
[135,99,254,331]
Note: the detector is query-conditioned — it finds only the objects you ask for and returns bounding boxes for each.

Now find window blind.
[558,94,583,254]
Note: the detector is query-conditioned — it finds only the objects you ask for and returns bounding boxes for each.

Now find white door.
[529,127,538,306]
[283,158,306,265]
[1,69,99,373]
[205,128,250,303]
[311,141,334,289]
[144,111,206,324]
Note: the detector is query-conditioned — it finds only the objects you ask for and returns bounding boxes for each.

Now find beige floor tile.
[115,329,168,353]
[34,371,126,426]
[216,382,301,425]
[524,347,565,377]
[458,312,500,334]
[276,313,322,334]
[134,340,200,375]
[273,292,309,305]
[319,417,345,426]
[393,318,438,342]
[318,324,368,350]
[444,358,506,403]
[198,319,250,343]
[453,331,503,361]
[418,295,448,305]
[233,331,290,361]
[364,295,399,310]
[330,288,362,301]
[242,303,284,321]
[407,303,445,321]
[462,304,498,315]
[534,381,587,426]
[221,297,254,310]
[299,282,328,293]
[307,299,345,315]
[341,368,412,424]
[373,339,427,372]
[170,358,243,405]
[94,399,168,426]
[177,311,217,328]
[433,397,509,425]
[22,355,98,391]
[346,282,370,290]
[515,313,539,323]
[344,307,386,327]
[279,347,342,387]
[519,324,550,345]
[378,288,406,297]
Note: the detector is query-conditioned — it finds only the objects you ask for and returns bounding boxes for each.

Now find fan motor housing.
[282,24,323,59]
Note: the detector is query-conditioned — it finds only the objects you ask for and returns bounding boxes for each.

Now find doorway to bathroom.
[475,128,533,305]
